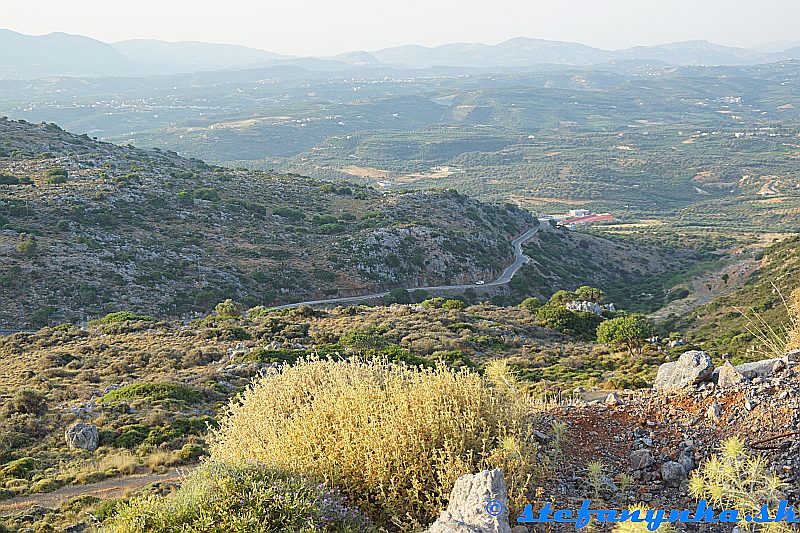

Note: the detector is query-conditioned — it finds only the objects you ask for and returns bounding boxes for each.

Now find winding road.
[274,223,540,309]
[0,224,541,335]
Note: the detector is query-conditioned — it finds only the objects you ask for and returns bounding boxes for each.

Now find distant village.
[539,209,616,230]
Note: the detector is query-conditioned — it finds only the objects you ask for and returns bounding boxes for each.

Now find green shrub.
[30,478,58,493]
[421,297,446,308]
[441,299,465,310]
[317,223,345,234]
[193,187,219,201]
[536,305,603,339]
[176,190,193,204]
[15,236,37,256]
[177,443,207,463]
[272,206,305,220]
[29,306,56,327]
[89,311,156,326]
[104,462,374,532]
[92,498,124,522]
[101,383,202,404]
[214,299,242,318]
[410,289,429,303]
[384,288,411,304]
[237,348,306,365]
[45,168,68,184]
[11,389,47,415]
[110,425,150,449]
[0,457,36,480]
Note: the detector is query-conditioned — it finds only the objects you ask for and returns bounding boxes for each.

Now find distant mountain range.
[2,28,800,79]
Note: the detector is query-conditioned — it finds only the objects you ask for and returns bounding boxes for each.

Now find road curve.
[273,224,540,309]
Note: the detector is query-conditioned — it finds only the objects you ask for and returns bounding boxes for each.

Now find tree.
[410,289,429,303]
[518,297,541,312]
[536,305,603,339]
[547,290,575,307]
[384,288,411,305]
[596,315,653,355]
[44,168,68,184]
[575,286,605,304]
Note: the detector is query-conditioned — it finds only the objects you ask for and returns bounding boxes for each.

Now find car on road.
[475,280,485,285]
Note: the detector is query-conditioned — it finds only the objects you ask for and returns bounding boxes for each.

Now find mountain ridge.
[2,29,800,79]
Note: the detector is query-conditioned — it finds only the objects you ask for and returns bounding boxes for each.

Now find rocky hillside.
[508,224,704,312]
[677,235,800,358]
[0,118,534,328]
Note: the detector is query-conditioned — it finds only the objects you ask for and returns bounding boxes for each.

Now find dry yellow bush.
[787,288,800,351]
[210,358,545,530]
[65,450,138,481]
[145,450,182,471]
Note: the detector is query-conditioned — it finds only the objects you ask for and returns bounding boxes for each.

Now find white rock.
[717,361,746,388]
[735,358,782,380]
[425,469,511,533]
[654,351,714,393]
[605,392,622,406]
[65,423,99,451]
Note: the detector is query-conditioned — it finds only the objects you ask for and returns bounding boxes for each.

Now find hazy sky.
[4,0,799,55]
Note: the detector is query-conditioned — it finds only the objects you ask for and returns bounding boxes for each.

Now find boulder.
[653,351,714,393]
[735,358,782,380]
[630,449,655,471]
[65,423,99,451]
[425,469,511,533]
[785,350,800,363]
[717,361,746,388]
[661,461,686,488]
[678,449,695,473]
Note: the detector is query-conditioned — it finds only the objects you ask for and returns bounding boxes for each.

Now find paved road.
[274,224,540,309]
[0,329,33,336]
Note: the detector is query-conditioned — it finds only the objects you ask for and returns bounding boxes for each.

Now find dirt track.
[0,469,186,517]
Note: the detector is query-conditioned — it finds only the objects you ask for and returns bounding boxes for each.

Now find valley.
[1,23,800,533]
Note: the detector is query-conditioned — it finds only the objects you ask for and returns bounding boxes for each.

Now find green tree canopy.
[596,314,654,355]
[575,286,605,304]
[518,297,541,312]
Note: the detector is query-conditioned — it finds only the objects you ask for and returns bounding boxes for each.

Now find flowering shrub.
[102,462,373,532]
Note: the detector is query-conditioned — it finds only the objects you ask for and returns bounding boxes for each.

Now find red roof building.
[562,214,616,225]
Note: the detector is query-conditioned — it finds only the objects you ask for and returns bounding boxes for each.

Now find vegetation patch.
[101,383,202,404]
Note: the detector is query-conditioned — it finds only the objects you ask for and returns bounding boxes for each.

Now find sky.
[3,0,799,56]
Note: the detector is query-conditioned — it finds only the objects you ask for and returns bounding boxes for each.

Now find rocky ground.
[525,349,800,531]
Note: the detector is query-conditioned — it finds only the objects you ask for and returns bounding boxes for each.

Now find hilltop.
[0,118,533,328]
